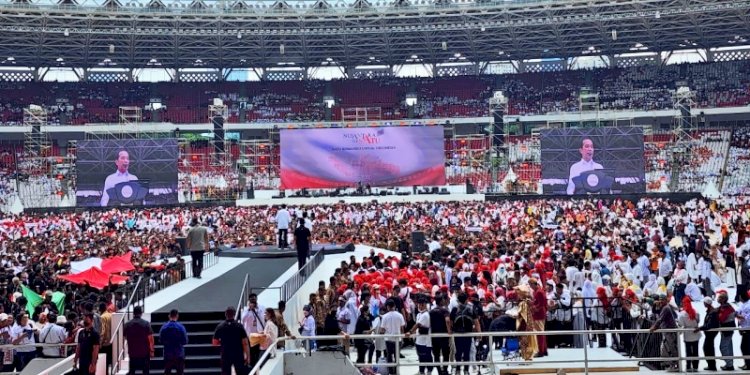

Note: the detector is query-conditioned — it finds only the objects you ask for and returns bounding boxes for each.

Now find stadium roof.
[0,0,748,69]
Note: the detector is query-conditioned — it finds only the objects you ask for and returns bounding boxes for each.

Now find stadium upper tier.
[0,0,747,68]
[1,60,749,125]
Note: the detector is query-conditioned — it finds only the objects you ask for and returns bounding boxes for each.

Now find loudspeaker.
[466,179,476,194]
[212,115,225,155]
[411,231,426,254]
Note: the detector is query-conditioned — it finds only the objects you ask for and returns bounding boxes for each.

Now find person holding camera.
[10,313,37,371]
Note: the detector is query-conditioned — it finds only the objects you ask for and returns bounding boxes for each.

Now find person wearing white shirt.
[11,314,37,371]
[100,150,139,206]
[39,315,68,358]
[379,300,405,375]
[567,138,604,195]
[658,251,673,280]
[275,204,291,248]
[240,293,265,368]
[407,298,432,375]
[684,280,703,301]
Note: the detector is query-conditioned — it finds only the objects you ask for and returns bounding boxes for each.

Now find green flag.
[52,292,65,315]
[20,285,43,316]
[20,285,65,316]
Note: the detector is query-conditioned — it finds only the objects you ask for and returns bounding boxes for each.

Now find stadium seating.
[722,127,750,196]
[2,61,750,125]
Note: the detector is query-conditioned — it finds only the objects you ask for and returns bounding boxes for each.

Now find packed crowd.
[1,61,750,125]
[266,196,750,374]
[0,195,747,373]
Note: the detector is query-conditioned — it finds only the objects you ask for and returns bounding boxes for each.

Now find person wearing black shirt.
[450,292,479,375]
[354,306,373,364]
[294,219,312,271]
[75,312,101,375]
[319,305,344,349]
[124,306,154,375]
[699,297,720,371]
[213,306,250,375]
[429,294,451,375]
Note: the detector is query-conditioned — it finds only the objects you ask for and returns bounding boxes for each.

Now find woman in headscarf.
[493,264,508,286]
[571,291,589,348]
[643,274,659,296]
[570,271,585,293]
[515,285,538,361]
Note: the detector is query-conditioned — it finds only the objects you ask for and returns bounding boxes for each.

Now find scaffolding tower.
[23,105,51,157]
[17,105,74,208]
[489,91,509,189]
[341,107,382,124]
[119,106,143,136]
[669,86,697,192]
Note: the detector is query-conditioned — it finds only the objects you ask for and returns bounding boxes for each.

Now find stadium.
[0,0,749,374]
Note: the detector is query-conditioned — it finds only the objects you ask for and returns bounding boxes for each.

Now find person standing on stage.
[275,205,291,249]
[294,218,312,271]
[186,216,209,279]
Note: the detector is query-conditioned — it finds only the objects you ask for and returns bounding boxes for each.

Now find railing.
[108,250,219,374]
[280,249,325,303]
[0,342,79,375]
[110,275,145,375]
[236,273,250,320]
[251,326,750,375]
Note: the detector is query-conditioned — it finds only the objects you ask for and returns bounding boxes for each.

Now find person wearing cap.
[699,296,720,371]
[123,306,154,375]
[39,313,67,359]
[74,312,100,375]
[213,306,250,375]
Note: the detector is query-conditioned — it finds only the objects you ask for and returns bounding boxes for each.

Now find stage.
[236,192,484,206]
[218,243,355,258]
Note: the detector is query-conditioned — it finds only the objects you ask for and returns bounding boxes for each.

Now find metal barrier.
[0,342,80,375]
[110,275,145,375]
[108,251,218,374]
[250,326,750,375]
[236,273,250,320]
[280,249,325,303]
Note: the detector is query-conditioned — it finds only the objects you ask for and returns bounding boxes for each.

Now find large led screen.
[280,126,446,189]
[76,139,179,207]
[540,127,645,195]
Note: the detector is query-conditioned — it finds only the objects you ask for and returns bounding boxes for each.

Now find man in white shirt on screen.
[566,138,603,195]
[100,150,138,206]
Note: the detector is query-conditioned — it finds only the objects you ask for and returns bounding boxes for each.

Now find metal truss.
[0,0,747,70]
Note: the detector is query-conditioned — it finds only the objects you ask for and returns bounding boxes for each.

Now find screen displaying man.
[566,138,603,195]
[101,150,138,206]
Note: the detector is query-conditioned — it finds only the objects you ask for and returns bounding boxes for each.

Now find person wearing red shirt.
[529,278,548,357]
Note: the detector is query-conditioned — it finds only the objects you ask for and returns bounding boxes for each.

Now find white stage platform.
[236,193,484,206]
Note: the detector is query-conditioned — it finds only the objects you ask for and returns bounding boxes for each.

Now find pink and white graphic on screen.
[280,126,446,189]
